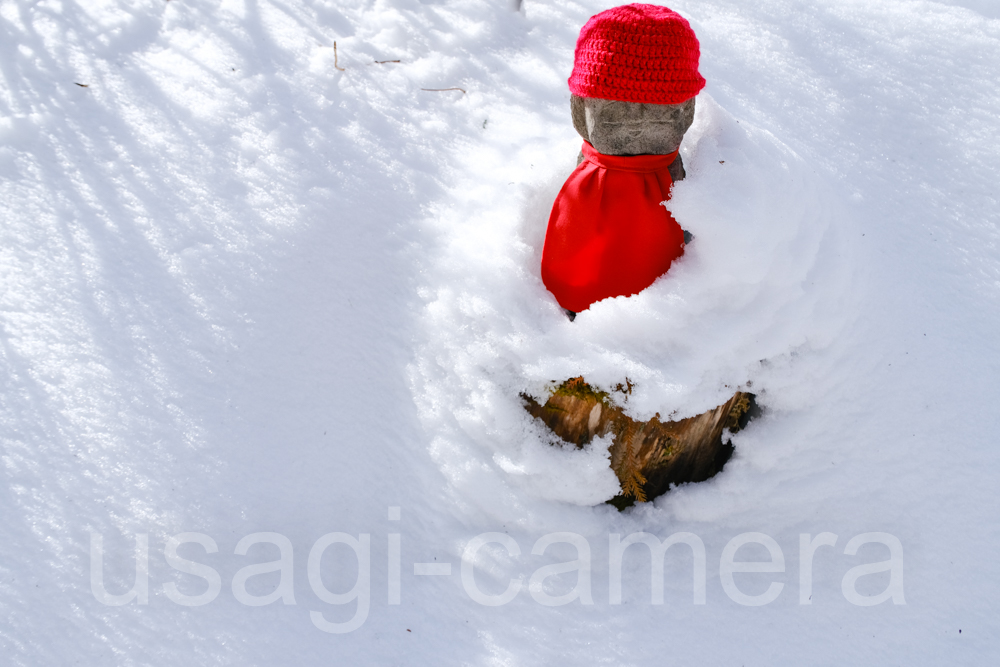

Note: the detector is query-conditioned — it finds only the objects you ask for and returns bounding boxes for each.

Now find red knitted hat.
[569,4,706,105]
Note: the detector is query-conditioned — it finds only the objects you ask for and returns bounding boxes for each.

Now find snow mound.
[410,93,859,514]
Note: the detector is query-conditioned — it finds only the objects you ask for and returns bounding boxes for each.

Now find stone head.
[570,94,695,156]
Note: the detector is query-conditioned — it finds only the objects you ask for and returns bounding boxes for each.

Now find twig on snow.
[74,82,89,87]
[334,41,345,71]
[421,87,466,94]
[374,59,401,64]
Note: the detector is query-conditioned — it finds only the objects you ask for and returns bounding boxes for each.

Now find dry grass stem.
[334,41,345,71]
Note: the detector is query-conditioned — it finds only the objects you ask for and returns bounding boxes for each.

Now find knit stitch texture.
[568,3,706,105]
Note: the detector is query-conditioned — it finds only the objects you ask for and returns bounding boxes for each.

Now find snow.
[2,0,999,664]
[413,90,860,511]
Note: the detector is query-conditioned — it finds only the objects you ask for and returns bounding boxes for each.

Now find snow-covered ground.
[2,0,999,664]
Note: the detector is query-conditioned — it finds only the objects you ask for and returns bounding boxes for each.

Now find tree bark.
[522,378,756,508]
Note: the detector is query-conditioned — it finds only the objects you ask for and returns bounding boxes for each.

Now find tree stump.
[522,378,756,509]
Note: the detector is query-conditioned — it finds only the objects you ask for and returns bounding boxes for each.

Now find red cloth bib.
[541,142,685,313]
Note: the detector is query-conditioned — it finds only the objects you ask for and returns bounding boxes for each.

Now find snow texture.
[2,0,999,664]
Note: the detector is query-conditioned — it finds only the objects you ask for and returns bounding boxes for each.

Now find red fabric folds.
[541,142,685,313]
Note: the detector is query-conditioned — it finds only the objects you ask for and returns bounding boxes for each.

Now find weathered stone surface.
[571,94,695,181]
[522,378,756,508]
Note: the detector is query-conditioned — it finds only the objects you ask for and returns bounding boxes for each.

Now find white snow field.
[2,0,999,664]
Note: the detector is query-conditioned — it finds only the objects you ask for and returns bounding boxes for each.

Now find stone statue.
[540,3,706,316]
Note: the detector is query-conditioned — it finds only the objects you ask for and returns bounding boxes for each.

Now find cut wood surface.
[522,378,756,508]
